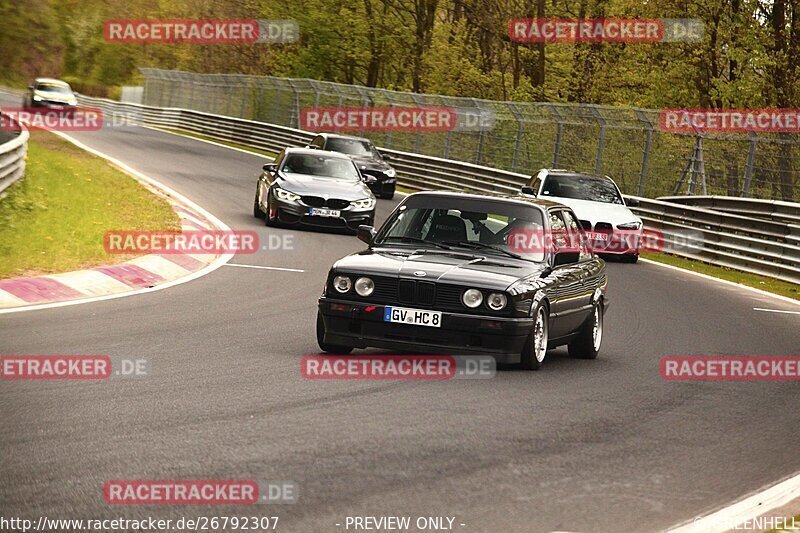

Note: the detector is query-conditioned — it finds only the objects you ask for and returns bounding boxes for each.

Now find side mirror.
[28,85,34,91]
[262,163,277,172]
[380,152,392,161]
[521,185,536,195]
[357,225,377,245]
[362,174,377,184]
[626,197,640,207]
[553,250,580,266]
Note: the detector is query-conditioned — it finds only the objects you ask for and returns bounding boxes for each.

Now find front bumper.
[318,298,533,363]
[272,197,374,230]
[585,230,642,255]
[30,100,77,110]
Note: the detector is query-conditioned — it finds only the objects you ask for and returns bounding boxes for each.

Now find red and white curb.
[0,131,233,313]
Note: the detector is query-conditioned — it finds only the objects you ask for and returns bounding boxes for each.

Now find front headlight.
[32,94,43,102]
[486,292,507,311]
[616,221,642,230]
[274,187,300,202]
[462,289,483,309]
[333,275,352,293]
[351,197,376,209]
[354,277,374,297]
[385,168,396,178]
[67,98,77,106]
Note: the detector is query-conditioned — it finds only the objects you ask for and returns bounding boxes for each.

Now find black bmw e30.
[317,191,608,369]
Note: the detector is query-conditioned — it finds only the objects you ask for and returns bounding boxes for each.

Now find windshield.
[281,153,360,180]
[376,196,546,262]
[35,83,73,95]
[541,174,623,204]
[325,138,377,158]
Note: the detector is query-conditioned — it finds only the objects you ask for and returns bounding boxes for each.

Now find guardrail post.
[589,105,606,174]
[548,104,563,167]
[742,133,757,198]
[635,109,653,196]
[508,103,525,172]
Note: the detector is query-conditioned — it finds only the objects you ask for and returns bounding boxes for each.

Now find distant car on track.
[253,147,376,232]
[307,133,397,199]
[522,169,643,262]
[23,78,77,109]
[317,191,608,369]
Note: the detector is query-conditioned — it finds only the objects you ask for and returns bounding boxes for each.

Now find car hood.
[277,173,373,199]
[543,196,640,225]
[333,248,546,291]
[35,90,75,102]
[349,155,391,171]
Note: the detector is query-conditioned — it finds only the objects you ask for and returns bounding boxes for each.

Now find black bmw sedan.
[307,133,397,199]
[317,191,608,369]
[253,148,376,231]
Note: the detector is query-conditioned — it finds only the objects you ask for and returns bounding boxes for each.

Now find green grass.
[153,127,277,158]
[0,131,180,278]
[641,251,800,301]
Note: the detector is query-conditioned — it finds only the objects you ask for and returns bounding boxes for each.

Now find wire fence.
[139,68,798,201]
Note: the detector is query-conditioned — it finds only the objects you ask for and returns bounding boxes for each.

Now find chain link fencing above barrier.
[139,68,798,202]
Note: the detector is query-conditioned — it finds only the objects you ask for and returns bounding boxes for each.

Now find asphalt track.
[1,111,799,532]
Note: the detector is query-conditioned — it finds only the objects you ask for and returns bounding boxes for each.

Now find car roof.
[315,132,371,143]
[284,147,354,159]
[403,190,566,210]
[34,78,71,86]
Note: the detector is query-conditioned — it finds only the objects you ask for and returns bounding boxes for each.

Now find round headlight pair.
[461,289,507,310]
[333,275,374,297]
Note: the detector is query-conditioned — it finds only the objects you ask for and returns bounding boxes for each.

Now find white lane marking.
[667,471,800,533]
[639,258,800,307]
[753,307,800,315]
[143,125,274,160]
[0,131,235,315]
[224,263,305,273]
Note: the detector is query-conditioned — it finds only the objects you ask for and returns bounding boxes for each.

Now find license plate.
[384,306,442,328]
[309,207,340,217]
[587,232,609,241]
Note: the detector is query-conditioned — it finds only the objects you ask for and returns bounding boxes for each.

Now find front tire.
[520,303,549,370]
[253,187,264,219]
[316,312,354,354]
[265,197,279,227]
[568,301,603,359]
[622,253,639,263]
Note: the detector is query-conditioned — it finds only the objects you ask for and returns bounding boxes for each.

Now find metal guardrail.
[657,195,800,226]
[0,112,28,195]
[21,93,800,284]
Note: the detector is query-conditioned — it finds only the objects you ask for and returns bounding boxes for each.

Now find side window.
[548,211,568,252]
[311,136,324,149]
[561,210,591,261]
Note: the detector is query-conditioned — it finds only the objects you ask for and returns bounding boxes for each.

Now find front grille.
[329,276,509,315]
[594,222,613,232]
[302,196,350,209]
[327,199,350,210]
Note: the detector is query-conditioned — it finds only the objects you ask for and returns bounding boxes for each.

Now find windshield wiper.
[379,236,454,251]
[440,240,525,260]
